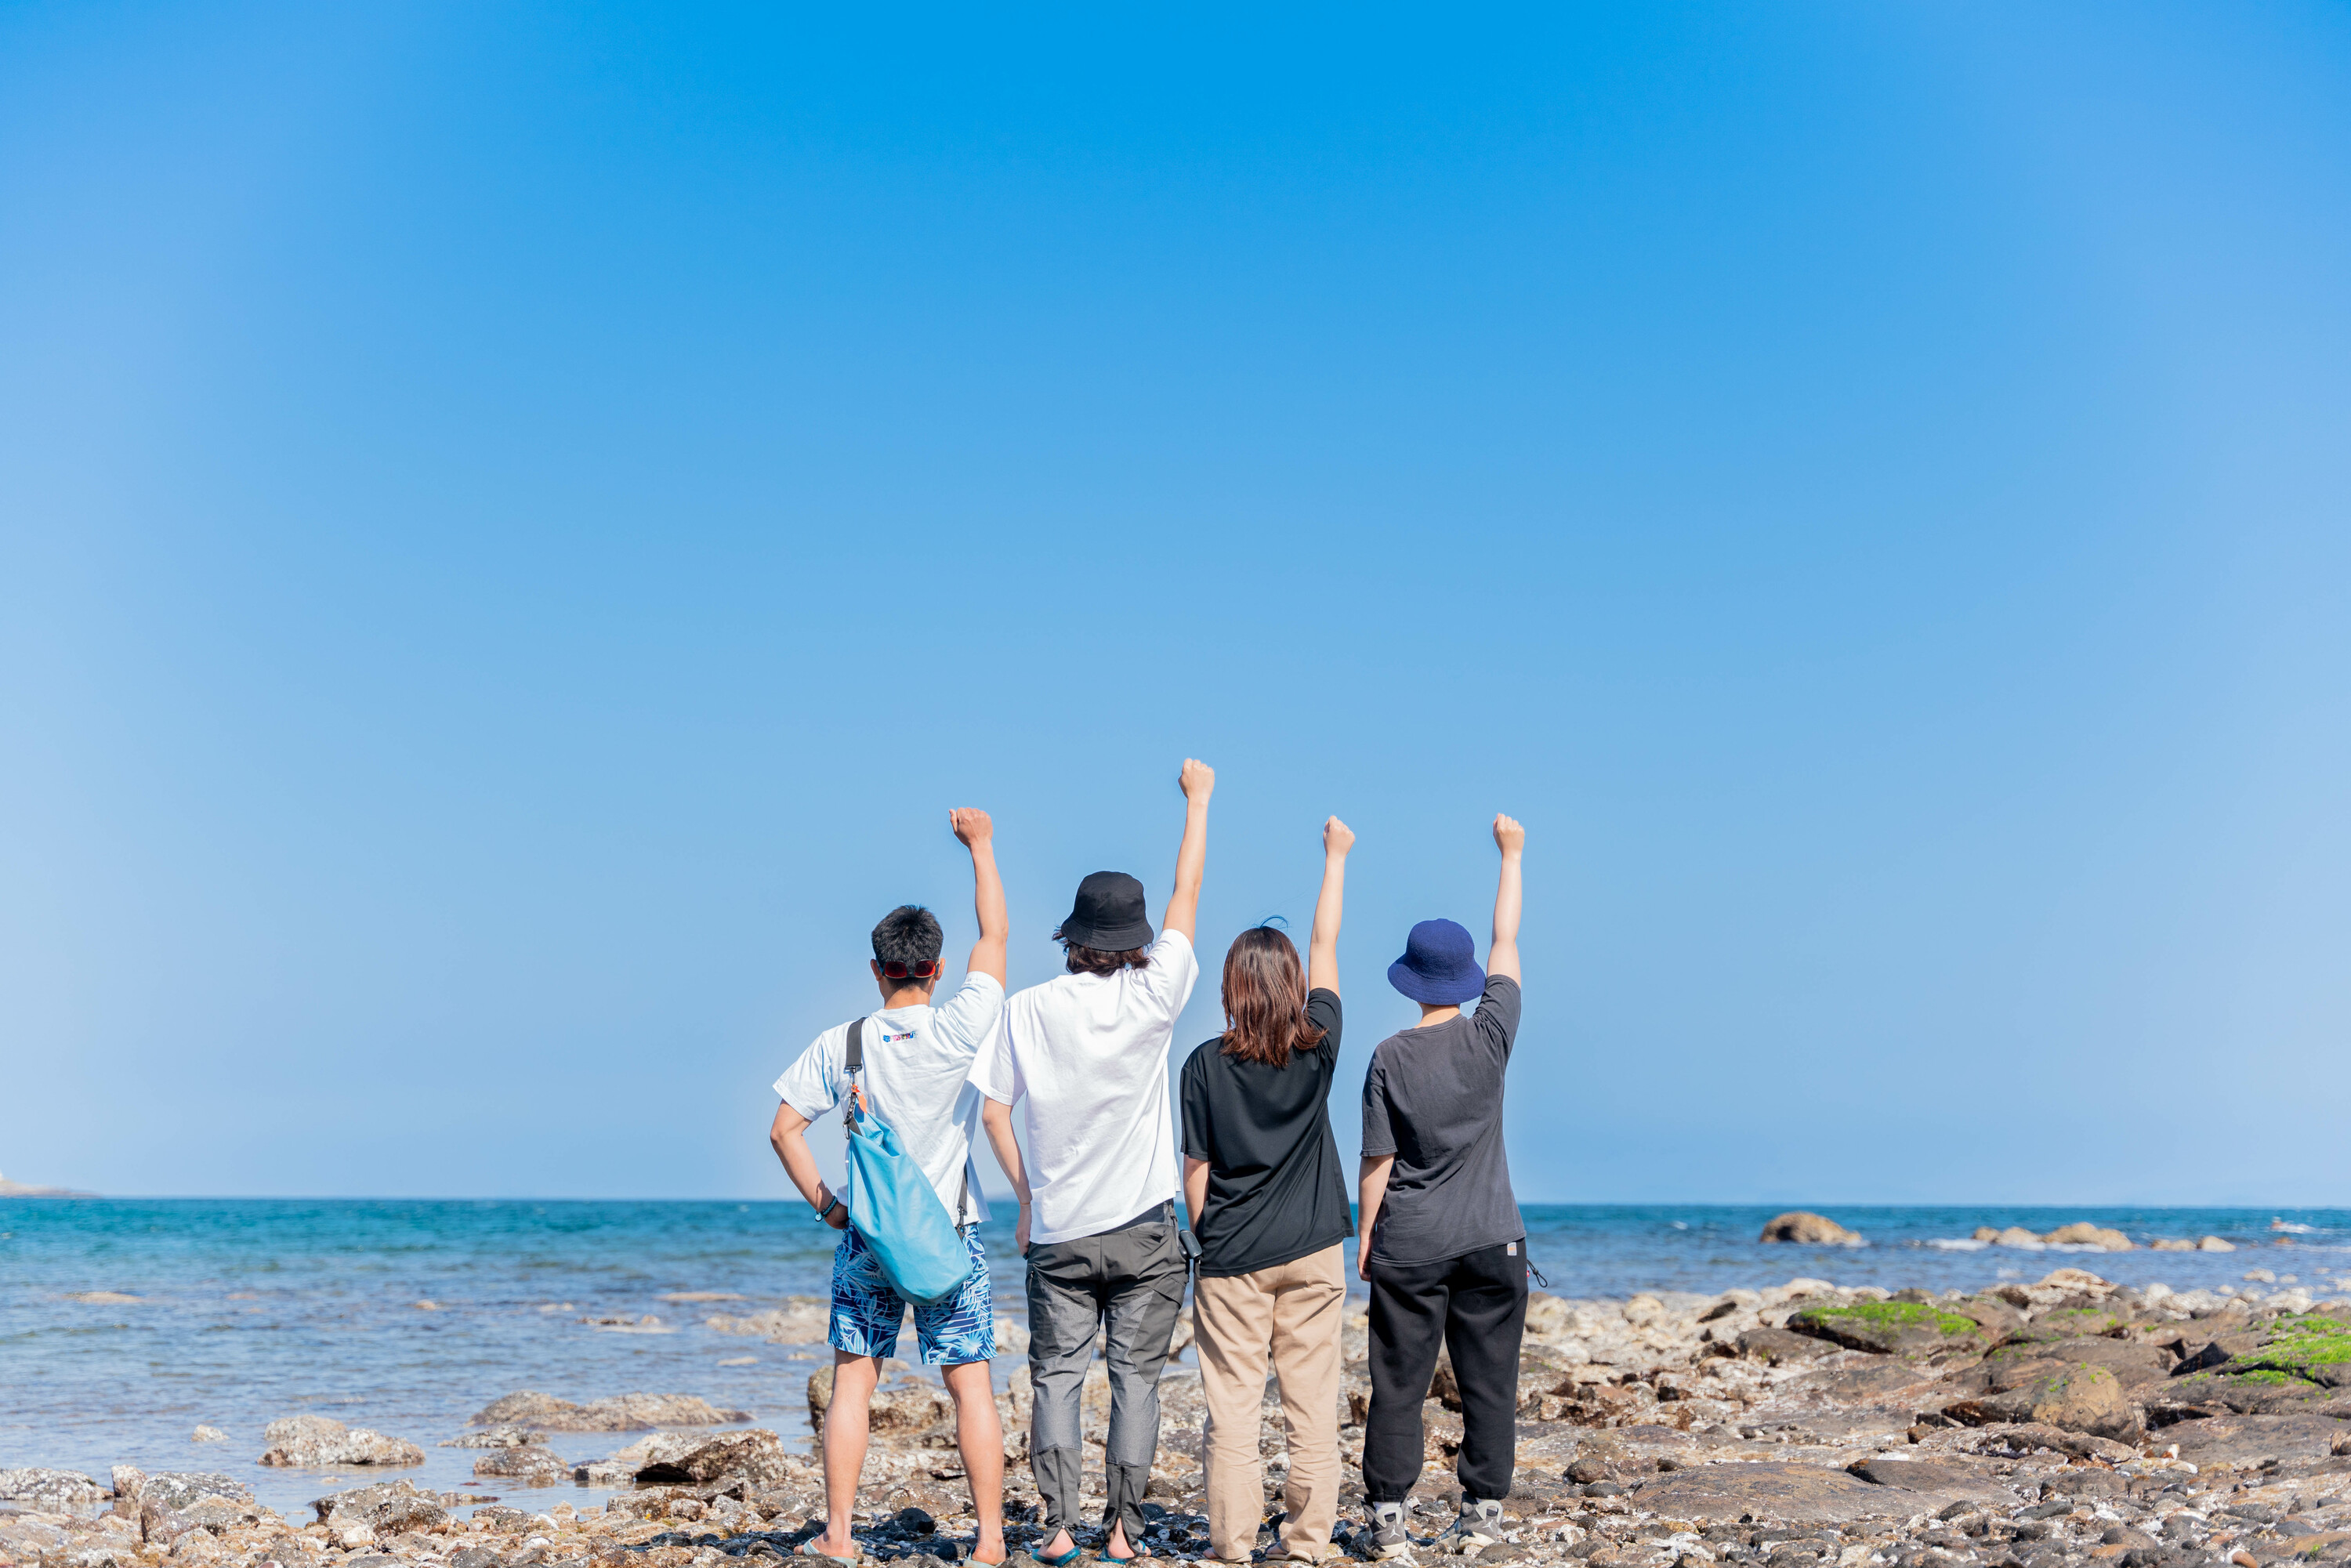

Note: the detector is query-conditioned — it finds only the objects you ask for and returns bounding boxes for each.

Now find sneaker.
[1436,1501,1506,1555]
[1364,1504,1412,1560]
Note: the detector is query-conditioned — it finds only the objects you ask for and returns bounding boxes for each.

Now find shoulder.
[1149,929,1196,965]
[1180,1038,1223,1081]
[1476,974,1522,1022]
[1306,987,1342,1027]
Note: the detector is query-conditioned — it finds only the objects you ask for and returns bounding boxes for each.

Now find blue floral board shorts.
[829,1222,995,1366]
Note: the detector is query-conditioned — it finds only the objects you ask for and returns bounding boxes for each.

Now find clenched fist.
[1324,816,1355,856]
[949,807,994,846]
[1179,759,1215,802]
[1493,813,1525,856]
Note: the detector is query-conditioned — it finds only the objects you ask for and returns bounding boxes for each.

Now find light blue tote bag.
[840,1018,972,1305]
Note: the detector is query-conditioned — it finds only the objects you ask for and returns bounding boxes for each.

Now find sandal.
[795,1542,861,1566]
[1036,1544,1086,1568]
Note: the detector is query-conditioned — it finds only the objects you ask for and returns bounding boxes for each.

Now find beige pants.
[1191,1244,1347,1563]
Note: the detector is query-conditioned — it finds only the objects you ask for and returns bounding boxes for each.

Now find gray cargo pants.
[1025,1202,1190,1541]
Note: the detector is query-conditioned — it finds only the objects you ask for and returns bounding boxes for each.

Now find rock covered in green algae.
[1784,1300,1985,1358]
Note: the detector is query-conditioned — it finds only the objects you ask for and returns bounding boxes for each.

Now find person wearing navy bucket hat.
[1354,814,1531,1560]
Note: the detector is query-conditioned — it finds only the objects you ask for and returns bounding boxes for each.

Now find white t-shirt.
[972,930,1199,1246]
[773,972,1004,1229]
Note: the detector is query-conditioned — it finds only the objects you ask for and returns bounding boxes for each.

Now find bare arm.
[1356,1155,1394,1281]
[1161,759,1215,943]
[1306,816,1352,996]
[1183,1156,1210,1237]
[1489,813,1523,984]
[951,809,1008,987]
[980,1095,1032,1254]
[769,1102,848,1229]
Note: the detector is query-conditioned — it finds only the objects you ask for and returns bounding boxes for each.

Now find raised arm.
[1489,813,1523,984]
[951,808,1008,986]
[1306,815,1352,995]
[1161,759,1215,943]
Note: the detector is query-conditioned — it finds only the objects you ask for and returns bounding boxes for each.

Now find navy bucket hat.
[1387,918,1485,1006]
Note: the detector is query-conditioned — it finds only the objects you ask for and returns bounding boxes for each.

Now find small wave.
[1927,1238,1990,1251]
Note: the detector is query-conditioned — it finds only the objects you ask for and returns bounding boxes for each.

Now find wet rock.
[467,1391,751,1431]
[634,1428,795,1485]
[1844,1459,2009,1501]
[442,1425,548,1449]
[309,1479,449,1534]
[258,1414,426,1467]
[188,1426,228,1444]
[0,1468,110,1506]
[1737,1327,1840,1365]
[135,1474,250,1512]
[141,1493,264,1544]
[806,1367,952,1437]
[0,1516,70,1562]
[1944,1295,2030,1345]
[1788,1302,1986,1359]
[705,1299,830,1343]
[2213,1313,2351,1390]
[1760,1213,1863,1246]
[1962,1338,2172,1396]
[472,1447,572,1485]
[2044,1224,2135,1251]
[1944,1362,2144,1443]
[2155,1412,2351,1466]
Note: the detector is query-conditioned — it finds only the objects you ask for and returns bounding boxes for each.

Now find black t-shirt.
[1179,989,1351,1278]
[1360,974,1522,1266]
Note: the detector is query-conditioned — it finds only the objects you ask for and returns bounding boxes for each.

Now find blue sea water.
[4,1200,2345,1519]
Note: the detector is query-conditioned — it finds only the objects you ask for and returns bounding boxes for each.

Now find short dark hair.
[872,905,944,974]
[1063,942,1151,977]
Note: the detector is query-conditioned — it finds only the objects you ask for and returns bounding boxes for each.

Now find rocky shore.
[5,1270,2346,1568]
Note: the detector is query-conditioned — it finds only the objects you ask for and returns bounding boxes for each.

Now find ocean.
[4,1199,2345,1519]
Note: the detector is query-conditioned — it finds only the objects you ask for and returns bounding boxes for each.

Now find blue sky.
[2,3,2346,1204]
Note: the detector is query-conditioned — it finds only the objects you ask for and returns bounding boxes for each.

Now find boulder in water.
[1758,1211,1863,1246]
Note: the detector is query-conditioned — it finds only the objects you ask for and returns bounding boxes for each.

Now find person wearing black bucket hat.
[1353,814,1530,1560]
[972,759,1215,1566]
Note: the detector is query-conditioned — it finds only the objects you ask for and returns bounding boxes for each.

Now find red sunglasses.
[876,958,940,980]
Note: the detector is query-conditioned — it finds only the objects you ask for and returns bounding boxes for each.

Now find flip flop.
[1035,1544,1085,1568]
[795,1542,860,1565]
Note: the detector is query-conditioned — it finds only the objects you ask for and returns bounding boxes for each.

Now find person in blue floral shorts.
[768,809,1011,1566]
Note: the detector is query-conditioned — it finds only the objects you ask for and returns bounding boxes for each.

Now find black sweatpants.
[1362,1240,1529,1505]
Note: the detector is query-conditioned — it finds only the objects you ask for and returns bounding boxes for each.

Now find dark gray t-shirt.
[1359,974,1523,1267]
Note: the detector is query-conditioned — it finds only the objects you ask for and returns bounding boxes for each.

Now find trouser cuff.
[1103,1461,1151,1540]
[1031,1446,1082,1530]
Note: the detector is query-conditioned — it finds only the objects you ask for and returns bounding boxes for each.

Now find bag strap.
[846,1015,977,1229]
[841,1018,864,1128]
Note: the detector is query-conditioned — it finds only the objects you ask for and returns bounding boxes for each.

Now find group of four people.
[766,761,1531,1566]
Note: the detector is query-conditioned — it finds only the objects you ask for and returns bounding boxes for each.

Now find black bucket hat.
[1057,871,1154,951]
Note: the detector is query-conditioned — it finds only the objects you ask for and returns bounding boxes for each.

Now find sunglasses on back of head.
[876,958,940,980]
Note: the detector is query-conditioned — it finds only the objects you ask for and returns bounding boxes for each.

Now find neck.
[878,983,936,1009]
[1416,1004,1461,1027]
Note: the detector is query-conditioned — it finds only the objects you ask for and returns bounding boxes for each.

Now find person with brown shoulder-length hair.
[1179,815,1354,1566]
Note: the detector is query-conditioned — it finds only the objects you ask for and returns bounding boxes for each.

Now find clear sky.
[3,4,2346,1205]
